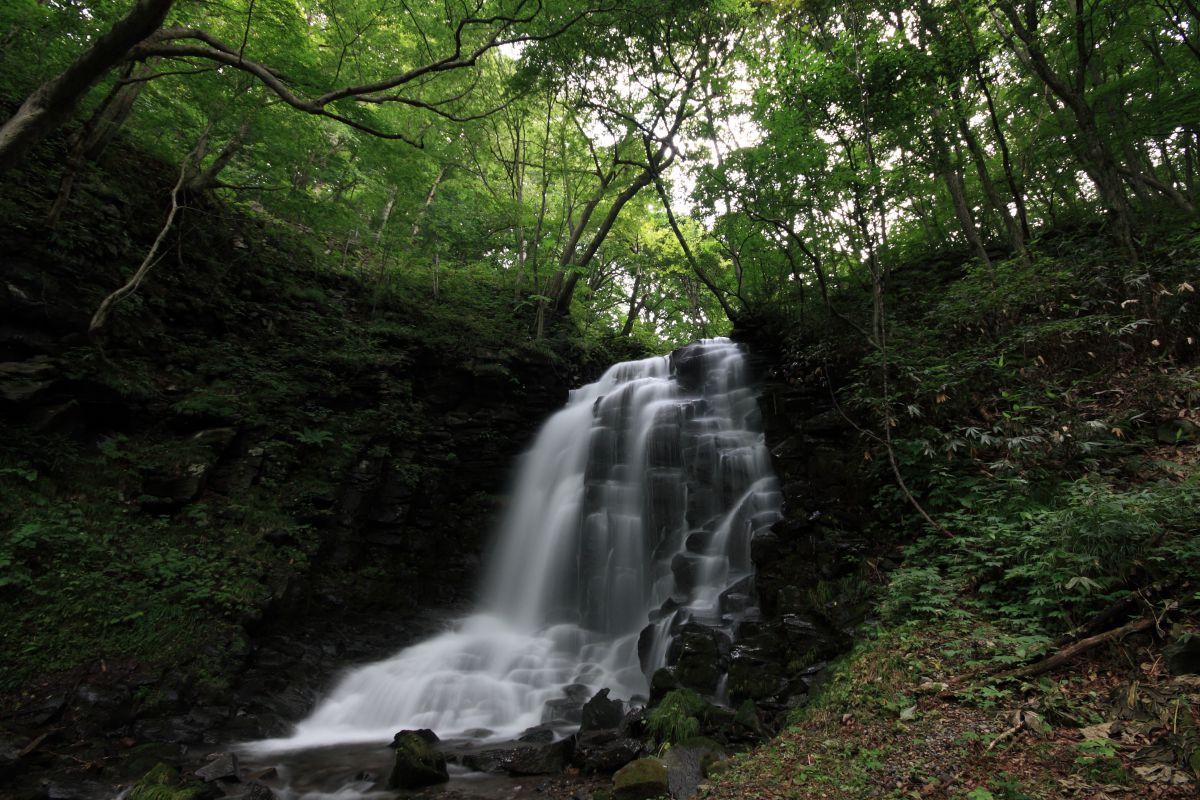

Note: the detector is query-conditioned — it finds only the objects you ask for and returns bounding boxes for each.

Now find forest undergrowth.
[704,217,1200,799]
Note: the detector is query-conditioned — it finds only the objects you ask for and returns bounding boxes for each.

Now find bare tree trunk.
[620,259,643,335]
[953,91,1029,265]
[651,173,740,325]
[409,166,446,241]
[368,186,399,316]
[0,0,176,175]
[550,167,654,319]
[932,117,991,268]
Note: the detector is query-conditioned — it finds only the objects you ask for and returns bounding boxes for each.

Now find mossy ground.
[702,612,1199,799]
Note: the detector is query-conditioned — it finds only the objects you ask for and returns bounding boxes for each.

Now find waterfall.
[253,338,781,751]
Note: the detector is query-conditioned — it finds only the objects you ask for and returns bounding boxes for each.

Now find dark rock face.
[666,625,730,696]
[580,688,624,733]
[457,738,573,776]
[388,731,449,789]
[573,730,646,773]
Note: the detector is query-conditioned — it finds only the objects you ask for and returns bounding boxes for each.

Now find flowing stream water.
[244,338,781,793]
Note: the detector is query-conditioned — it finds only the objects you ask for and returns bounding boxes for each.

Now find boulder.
[663,738,726,800]
[612,757,669,800]
[542,683,591,724]
[580,688,624,733]
[574,730,646,774]
[387,731,448,789]
[459,739,571,776]
[517,724,557,743]
[229,784,276,800]
[194,752,238,783]
[670,552,705,594]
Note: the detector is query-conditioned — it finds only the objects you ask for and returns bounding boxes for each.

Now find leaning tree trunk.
[0,0,175,175]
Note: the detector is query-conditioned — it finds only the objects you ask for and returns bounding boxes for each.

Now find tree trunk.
[932,116,991,268]
[991,1,1139,260]
[620,268,643,336]
[954,100,1028,265]
[651,173,740,325]
[47,63,148,227]
[0,0,176,175]
[185,119,251,192]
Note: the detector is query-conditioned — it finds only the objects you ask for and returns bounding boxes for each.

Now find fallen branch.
[985,721,1022,753]
[997,617,1156,681]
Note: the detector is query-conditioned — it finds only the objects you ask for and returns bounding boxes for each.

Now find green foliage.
[646,688,708,746]
[1072,738,1130,785]
[882,474,1200,642]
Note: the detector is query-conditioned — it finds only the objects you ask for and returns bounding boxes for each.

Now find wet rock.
[726,651,785,703]
[580,688,624,733]
[388,731,448,789]
[518,724,557,743]
[618,707,648,740]
[574,731,645,774]
[663,738,725,800]
[195,752,239,782]
[461,728,494,739]
[391,728,439,746]
[649,667,679,705]
[226,783,276,800]
[612,757,668,800]
[542,683,591,724]
[670,346,707,392]
[670,552,705,594]
[668,626,729,696]
[463,739,573,776]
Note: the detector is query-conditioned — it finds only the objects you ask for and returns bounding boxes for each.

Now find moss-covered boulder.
[612,757,669,800]
[387,731,449,789]
[128,763,212,800]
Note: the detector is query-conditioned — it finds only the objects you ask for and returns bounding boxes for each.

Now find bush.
[646,688,709,746]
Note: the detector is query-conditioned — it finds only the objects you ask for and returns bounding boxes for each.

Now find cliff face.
[0,150,604,795]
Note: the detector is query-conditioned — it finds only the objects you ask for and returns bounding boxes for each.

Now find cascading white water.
[253,338,781,752]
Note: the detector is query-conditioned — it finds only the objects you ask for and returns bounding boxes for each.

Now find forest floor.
[701,610,1200,800]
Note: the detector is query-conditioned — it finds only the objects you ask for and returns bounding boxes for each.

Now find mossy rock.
[128,763,208,800]
[612,757,669,800]
[388,731,449,789]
